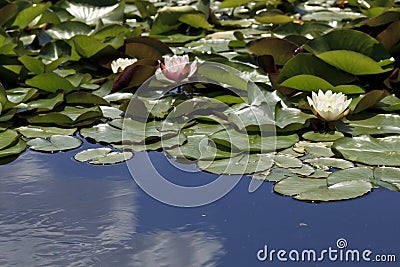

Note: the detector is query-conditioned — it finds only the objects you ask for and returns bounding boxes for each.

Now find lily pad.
[303,131,344,142]
[25,73,75,93]
[336,113,400,136]
[294,180,373,201]
[305,157,354,170]
[198,153,274,175]
[316,50,390,75]
[80,123,122,143]
[274,176,327,196]
[327,167,373,185]
[27,135,82,152]
[333,135,400,166]
[0,139,26,158]
[17,126,76,139]
[0,129,19,150]
[274,155,303,168]
[74,148,133,165]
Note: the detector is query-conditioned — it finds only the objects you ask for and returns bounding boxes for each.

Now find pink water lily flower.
[307,90,351,121]
[160,55,197,81]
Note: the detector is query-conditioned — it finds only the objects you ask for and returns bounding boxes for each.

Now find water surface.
[0,144,399,266]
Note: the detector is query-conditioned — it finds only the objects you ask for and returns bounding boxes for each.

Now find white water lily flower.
[160,55,197,81]
[307,90,351,121]
[111,58,137,73]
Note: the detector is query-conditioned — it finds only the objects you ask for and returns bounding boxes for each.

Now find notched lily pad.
[333,135,400,166]
[27,135,82,152]
[74,148,133,165]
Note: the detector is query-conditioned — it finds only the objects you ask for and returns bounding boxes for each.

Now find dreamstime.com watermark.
[257,238,397,263]
[123,60,276,207]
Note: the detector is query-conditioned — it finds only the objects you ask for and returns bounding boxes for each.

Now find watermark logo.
[257,238,396,263]
[123,60,276,207]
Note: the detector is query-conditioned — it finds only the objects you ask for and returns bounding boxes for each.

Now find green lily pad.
[305,157,354,170]
[6,87,38,105]
[29,106,102,127]
[25,73,75,93]
[305,146,335,158]
[302,131,344,142]
[252,167,294,182]
[327,167,373,185]
[80,123,122,143]
[278,54,357,86]
[66,92,109,106]
[198,153,274,175]
[336,113,400,136]
[333,135,400,166]
[26,93,63,111]
[279,74,365,93]
[274,155,303,168]
[74,148,133,165]
[274,176,327,196]
[46,21,92,39]
[219,0,252,8]
[316,50,390,75]
[275,105,314,129]
[211,128,298,152]
[0,139,26,158]
[17,126,76,139]
[0,129,19,150]
[374,167,400,190]
[100,106,122,119]
[304,29,390,61]
[166,134,234,160]
[294,180,373,201]
[247,37,298,65]
[12,2,51,29]
[27,135,82,152]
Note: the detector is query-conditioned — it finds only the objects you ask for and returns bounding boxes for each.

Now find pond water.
[1,140,399,267]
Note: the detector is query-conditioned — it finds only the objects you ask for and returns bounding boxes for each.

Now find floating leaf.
[100,106,122,119]
[304,29,390,61]
[353,90,387,114]
[274,155,303,168]
[66,92,109,106]
[305,157,354,170]
[25,73,75,93]
[46,21,92,39]
[336,113,400,136]
[0,139,26,158]
[17,126,76,139]
[374,167,400,190]
[219,0,252,8]
[29,106,102,126]
[12,3,51,29]
[294,180,372,201]
[316,50,390,75]
[27,135,82,152]
[333,135,400,166]
[198,153,274,175]
[278,54,357,86]
[274,176,327,196]
[247,37,298,65]
[26,93,63,111]
[302,131,344,142]
[80,123,122,143]
[327,167,373,185]
[279,74,365,93]
[74,148,133,165]
[0,129,19,150]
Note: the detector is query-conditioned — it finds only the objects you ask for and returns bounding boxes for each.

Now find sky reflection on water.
[0,148,399,266]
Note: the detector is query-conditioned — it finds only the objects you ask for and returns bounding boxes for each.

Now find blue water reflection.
[0,147,399,266]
